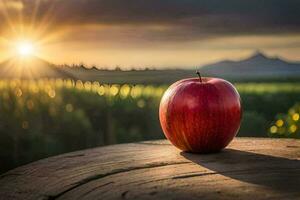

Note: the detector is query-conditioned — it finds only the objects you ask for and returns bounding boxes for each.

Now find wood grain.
[0,138,299,200]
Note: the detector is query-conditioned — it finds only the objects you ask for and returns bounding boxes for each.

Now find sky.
[0,0,299,69]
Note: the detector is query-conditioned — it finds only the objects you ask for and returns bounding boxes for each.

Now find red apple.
[159,74,242,153]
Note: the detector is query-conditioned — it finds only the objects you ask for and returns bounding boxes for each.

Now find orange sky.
[0,0,299,69]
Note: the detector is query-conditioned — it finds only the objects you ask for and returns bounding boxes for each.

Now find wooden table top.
[0,138,299,200]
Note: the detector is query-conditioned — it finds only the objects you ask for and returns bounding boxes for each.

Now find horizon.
[0,1,299,69]
[1,50,299,70]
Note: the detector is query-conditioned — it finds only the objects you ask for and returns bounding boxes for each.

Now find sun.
[16,41,35,56]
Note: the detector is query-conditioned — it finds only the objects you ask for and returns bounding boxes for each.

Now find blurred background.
[0,0,300,173]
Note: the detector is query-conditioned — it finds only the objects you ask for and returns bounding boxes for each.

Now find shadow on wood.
[180,149,300,193]
[1,139,299,200]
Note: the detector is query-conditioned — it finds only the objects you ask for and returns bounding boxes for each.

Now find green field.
[62,68,300,84]
[0,79,299,173]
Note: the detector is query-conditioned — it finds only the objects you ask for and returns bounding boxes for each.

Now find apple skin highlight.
[159,77,242,153]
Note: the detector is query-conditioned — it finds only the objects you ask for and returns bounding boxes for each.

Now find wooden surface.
[0,138,300,200]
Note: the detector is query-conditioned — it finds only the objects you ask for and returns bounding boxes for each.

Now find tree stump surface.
[0,138,300,200]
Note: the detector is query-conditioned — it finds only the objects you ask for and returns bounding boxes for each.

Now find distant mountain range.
[0,51,300,83]
[200,51,300,79]
[61,51,300,83]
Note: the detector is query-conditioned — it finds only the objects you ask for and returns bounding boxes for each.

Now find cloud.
[0,0,24,11]
[2,0,300,41]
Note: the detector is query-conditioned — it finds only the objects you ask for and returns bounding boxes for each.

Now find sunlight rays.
[16,41,34,56]
[0,0,69,79]
[0,0,21,36]
[28,0,41,32]
[0,0,65,61]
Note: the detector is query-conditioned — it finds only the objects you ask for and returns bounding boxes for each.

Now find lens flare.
[17,41,34,56]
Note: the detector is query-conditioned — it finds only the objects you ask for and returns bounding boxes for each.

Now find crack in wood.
[135,142,171,146]
[121,190,129,199]
[286,145,299,148]
[172,167,300,180]
[46,161,189,200]
[0,173,22,179]
[79,181,114,198]
[173,172,219,179]
[63,154,85,158]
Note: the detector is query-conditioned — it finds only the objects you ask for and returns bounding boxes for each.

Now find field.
[0,79,300,173]
[62,67,300,84]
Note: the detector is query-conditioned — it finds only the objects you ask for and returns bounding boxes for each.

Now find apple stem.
[196,71,202,83]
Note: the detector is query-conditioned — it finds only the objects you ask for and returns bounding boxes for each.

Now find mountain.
[200,51,300,79]
[0,51,299,83]
[0,56,76,79]
[60,51,300,84]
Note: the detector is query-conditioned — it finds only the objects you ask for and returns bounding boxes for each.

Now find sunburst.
[0,0,66,79]
[16,41,35,56]
[0,0,64,60]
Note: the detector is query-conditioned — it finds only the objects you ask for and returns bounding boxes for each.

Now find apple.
[159,72,242,153]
